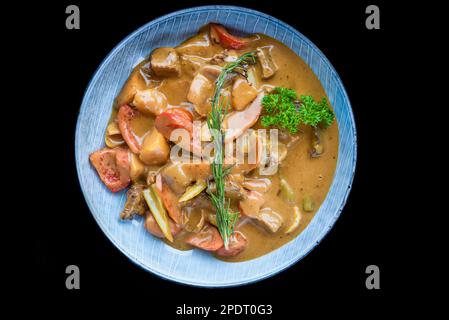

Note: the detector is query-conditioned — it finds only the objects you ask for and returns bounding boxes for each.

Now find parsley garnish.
[261,87,334,133]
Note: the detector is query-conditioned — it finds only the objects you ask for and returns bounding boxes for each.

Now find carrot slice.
[184,224,224,251]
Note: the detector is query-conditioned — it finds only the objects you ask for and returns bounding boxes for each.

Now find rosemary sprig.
[206,51,257,249]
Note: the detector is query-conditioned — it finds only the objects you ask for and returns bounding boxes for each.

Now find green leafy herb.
[298,95,334,128]
[207,51,257,249]
[261,87,334,133]
[261,87,301,134]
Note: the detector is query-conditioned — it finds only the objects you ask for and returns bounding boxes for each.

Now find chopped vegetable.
[302,195,315,212]
[129,152,145,182]
[187,73,214,116]
[89,147,130,192]
[285,206,302,234]
[143,187,173,242]
[279,177,296,204]
[132,88,168,116]
[231,77,258,111]
[117,104,141,153]
[210,24,249,49]
[105,121,124,148]
[311,127,324,157]
[179,180,207,202]
[139,129,170,165]
[155,108,193,141]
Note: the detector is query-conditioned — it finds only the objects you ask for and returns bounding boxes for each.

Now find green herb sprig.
[206,51,257,249]
[261,87,335,134]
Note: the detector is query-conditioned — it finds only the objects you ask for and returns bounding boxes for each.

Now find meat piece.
[256,47,278,79]
[238,190,265,218]
[89,147,130,192]
[155,108,193,141]
[231,78,258,111]
[139,129,170,165]
[184,224,224,251]
[154,174,182,224]
[150,47,181,77]
[144,211,181,238]
[239,191,283,232]
[210,24,249,49]
[162,162,211,193]
[200,65,223,79]
[256,207,283,233]
[132,89,167,116]
[208,180,245,201]
[224,92,264,143]
[210,51,228,65]
[117,104,141,154]
[242,178,272,193]
[216,231,247,257]
[187,73,214,116]
[120,183,146,219]
[180,194,215,212]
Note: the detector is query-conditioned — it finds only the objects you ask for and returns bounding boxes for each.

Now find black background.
[21,0,426,315]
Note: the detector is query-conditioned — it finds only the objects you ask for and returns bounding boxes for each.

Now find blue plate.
[75,5,356,287]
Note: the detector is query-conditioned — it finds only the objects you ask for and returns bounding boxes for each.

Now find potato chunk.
[150,47,181,77]
[115,70,147,107]
[132,89,167,116]
[139,129,170,165]
[187,73,214,116]
[231,77,258,110]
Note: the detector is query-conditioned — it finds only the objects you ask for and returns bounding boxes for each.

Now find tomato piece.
[117,104,141,154]
[184,224,224,251]
[89,147,131,192]
[154,108,193,141]
[216,231,247,257]
[210,24,249,49]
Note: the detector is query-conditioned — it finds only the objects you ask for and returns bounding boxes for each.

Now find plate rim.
[75,5,357,288]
